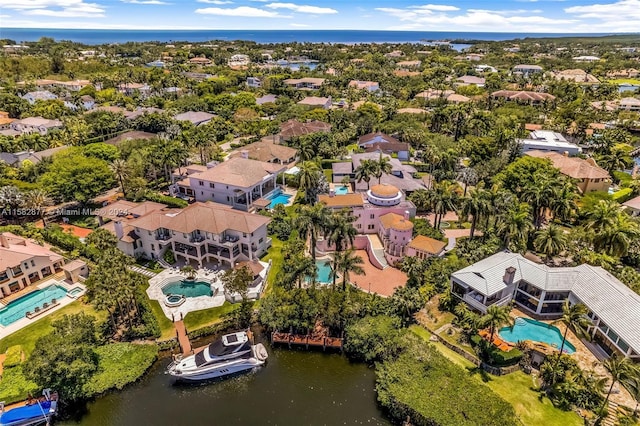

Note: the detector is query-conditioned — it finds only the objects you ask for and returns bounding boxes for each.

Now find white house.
[451,252,640,360]
[247,77,262,88]
[518,130,582,156]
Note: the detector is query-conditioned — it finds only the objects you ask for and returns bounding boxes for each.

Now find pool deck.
[147,269,227,321]
[349,250,407,297]
[0,279,86,340]
[511,308,637,409]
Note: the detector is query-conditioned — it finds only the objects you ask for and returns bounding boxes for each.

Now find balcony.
[155,233,171,241]
[190,235,205,244]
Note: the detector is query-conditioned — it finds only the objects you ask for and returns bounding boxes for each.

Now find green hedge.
[376,336,519,426]
[612,187,634,203]
[141,191,188,208]
[3,346,23,368]
[0,366,39,405]
[470,334,523,366]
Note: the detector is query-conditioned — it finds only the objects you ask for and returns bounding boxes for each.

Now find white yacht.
[167,331,268,382]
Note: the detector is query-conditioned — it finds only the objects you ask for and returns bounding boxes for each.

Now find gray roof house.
[174,111,215,126]
[451,252,640,360]
[0,146,68,166]
[333,153,424,193]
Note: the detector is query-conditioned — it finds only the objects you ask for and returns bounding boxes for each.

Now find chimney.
[240,150,249,159]
[503,266,516,285]
[114,221,124,240]
[0,233,9,248]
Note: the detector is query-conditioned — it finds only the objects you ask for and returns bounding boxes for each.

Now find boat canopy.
[0,401,51,425]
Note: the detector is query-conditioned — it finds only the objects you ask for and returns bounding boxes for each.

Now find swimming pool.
[0,285,68,326]
[266,190,292,209]
[161,280,212,298]
[307,260,334,284]
[499,317,576,354]
[335,185,349,195]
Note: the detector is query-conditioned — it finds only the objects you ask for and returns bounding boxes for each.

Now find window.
[151,244,155,251]
[243,233,247,238]
[210,183,215,188]
[370,214,375,219]
[367,224,374,230]
[227,196,230,202]
[30,260,35,267]
[133,241,138,249]
[23,263,28,269]
[357,224,362,229]
[259,238,264,243]
[199,180,204,186]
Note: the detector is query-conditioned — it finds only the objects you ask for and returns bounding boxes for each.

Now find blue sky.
[1,0,639,32]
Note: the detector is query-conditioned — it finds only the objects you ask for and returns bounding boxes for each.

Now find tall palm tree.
[480,305,514,343]
[335,249,364,291]
[354,159,376,189]
[585,200,620,233]
[109,159,130,198]
[602,214,640,257]
[23,189,52,228]
[297,161,321,205]
[550,180,578,223]
[522,176,554,229]
[553,301,591,356]
[601,356,639,411]
[295,203,332,262]
[374,153,393,184]
[326,211,357,288]
[430,180,459,230]
[298,138,315,162]
[534,224,569,261]
[497,202,533,250]
[460,189,488,239]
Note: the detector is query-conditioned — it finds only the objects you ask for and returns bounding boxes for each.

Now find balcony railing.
[190,235,205,243]
[156,234,171,241]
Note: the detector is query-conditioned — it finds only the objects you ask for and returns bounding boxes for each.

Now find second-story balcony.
[190,235,205,244]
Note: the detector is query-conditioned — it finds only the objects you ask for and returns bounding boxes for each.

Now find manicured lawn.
[607,78,640,85]
[410,326,583,426]
[148,299,176,340]
[0,299,104,357]
[261,236,283,296]
[323,169,333,183]
[183,303,237,331]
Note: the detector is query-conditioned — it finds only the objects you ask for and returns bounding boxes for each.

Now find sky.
[0,0,639,33]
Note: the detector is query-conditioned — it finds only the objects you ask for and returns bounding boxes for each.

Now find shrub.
[344,315,405,363]
[376,335,519,426]
[3,345,23,368]
[142,191,188,208]
[163,249,176,264]
[470,334,523,366]
[0,366,39,405]
[612,187,633,203]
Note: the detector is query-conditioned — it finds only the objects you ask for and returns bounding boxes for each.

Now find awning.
[285,166,300,175]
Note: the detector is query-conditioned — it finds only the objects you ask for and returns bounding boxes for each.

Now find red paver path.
[174,320,192,355]
[350,250,407,297]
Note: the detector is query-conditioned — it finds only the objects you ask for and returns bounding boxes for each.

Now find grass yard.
[148,299,176,340]
[183,302,237,331]
[0,299,104,357]
[607,78,640,85]
[261,236,283,297]
[409,326,583,426]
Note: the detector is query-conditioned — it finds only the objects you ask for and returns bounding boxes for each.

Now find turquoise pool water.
[0,285,68,326]
[335,185,349,195]
[499,317,576,354]
[307,260,333,284]
[161,280,212,297]
[266,190,292,209]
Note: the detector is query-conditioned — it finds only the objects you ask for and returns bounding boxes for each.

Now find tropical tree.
[534,224,569,261]
[354,158,376,189]
[522,175,555,229]
[334,248,365,291]
[553,301,591,356]
[374,153,393,184]
[23,189,52,227]
[388,286,425,326]
[497,202,533,250]
[550,180,578,222]
[429,180,459,230]
[584,200,620,233]
[601,356,639,411]
[297,161,323,205]
[109,158,130,198]
[479,305,514,343]
[460,188,488,239]
[296,203,332,262]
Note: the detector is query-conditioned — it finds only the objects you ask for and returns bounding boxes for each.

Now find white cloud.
[194,6,287,17]
[1,0,105,17]
[196,0,233,4]
[565,0,640,19]
[265,2,338,14]
[122,0,170,4]
[290,23,309,27]
[410,4,460,11]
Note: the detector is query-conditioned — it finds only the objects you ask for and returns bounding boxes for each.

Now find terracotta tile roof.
[297,96,331,106]
[358,132,400,146]
[379,212,414,231]
[130,201,270,234]
[231,140,297,163]
[279,119,331,140]
[491,90,555,102]
[397,108,428,114]
[318,193,364,208]
[0,232,63,270]
[393,70,420,77]
[408,235,446,255]
[447,93,471,103]
[236,260,264,276]
[189,157,286,188]
[526,151,611,180]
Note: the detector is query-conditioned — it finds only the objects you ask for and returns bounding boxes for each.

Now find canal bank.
[58,341,390,425]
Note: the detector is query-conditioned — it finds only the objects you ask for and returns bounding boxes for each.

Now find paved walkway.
[128,265,157,278]
[442,228,481,251]
[350,250,407,297]
[174,320,192,355]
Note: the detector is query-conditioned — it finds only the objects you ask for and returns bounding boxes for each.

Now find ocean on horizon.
[0,28,611,46]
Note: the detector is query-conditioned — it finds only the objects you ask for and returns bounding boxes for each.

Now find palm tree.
[295,203,332,262]
[497,202,533,250]
[109,159,129,198]
[584,200,620,233]
[479,304,514,343]
[626,375,640,416]
[335,249,364,291]
[553,301,591,356]
[522,177,554,229]
[550,180,578,222]
[374,153,393,184]
[460,189,488,239]
[354,159,376,189]
[297,161,321,205]
[23,189,52,227]
[534,224,569,261]
[326,211,357,288]
[601,356,639,411]
[430,181,459,230]
[602,214,640,257]
[299,138,315,162]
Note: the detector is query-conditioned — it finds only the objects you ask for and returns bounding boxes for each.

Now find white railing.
[463,294,490,313]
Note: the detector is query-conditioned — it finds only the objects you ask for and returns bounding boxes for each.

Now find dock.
[174,320,192,355]
[271,331,343,350]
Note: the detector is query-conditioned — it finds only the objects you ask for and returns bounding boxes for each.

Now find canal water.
[59,345,390,425]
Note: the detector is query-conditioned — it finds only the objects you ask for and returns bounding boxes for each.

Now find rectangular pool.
[0,285,68,326]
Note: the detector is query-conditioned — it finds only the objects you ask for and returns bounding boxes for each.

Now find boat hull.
[0,414,54,426]
[168,357,265,382]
